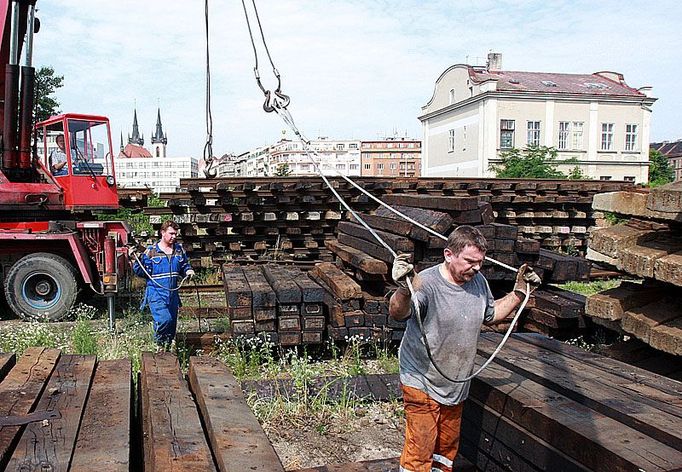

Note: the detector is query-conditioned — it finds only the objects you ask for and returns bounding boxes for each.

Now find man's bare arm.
[389,287,412,320]
[491,291,523,323]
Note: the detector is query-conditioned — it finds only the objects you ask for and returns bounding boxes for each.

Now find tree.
[489,145,566,179]
[564,157,590,180]
[648,149,674,187]
[274,163,292,177]
[34,66,64,125]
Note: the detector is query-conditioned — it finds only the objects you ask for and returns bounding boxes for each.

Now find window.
[377,163,384,170]
[336,163,345,170]
[462,126,467,150]
[363,163,371,170]
[542,80,557,87]
[558,121,570,150]
[500,120,515,149]
[571,122,584,150]
[448,129,455,152]
[349,164,359,170]
[336,144,345,151]
[601,123,614,150]
[599,175,612,181]
[349,143,358,150]
[527,121,541,146]
[390,163,397,170]
[624,176,636,182]
[449,88,455,104]
[625,124,638,151]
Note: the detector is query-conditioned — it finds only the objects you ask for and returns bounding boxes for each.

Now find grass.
[0,300,402,435]
[554,278,623,297]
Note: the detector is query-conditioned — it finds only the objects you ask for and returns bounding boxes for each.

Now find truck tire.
[3,253,79,321]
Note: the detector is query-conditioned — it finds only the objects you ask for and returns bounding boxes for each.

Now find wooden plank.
[477,334,682,451]
[310,262,362,300]
[70,359,132,472]
[285,268,327,302]
[222,264,252,314]
[338,232,394,264]
[189,357,284,472]
[621,297,681,344]
[649,315,682,356]
[0,353,15,382]
[654,250,682,287]
[0,347,60,469]
[338,221,414,252]
[349,211,431,241]
[585,282,666,321]
[463,398,590,472]
[588,224,657,259]
[325,239,388,275]
[512,333,682,399]
[469,356,682,472]
[647,180,682,215]
[381,193,480,211]
[242,266,277,308]
[262,264,302,304]
[374,204,454,235]
[141,352,216,472]
[619,233,682,278]
[7,355,96,472]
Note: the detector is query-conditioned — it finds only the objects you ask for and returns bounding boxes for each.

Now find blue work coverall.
[133,242,192,345]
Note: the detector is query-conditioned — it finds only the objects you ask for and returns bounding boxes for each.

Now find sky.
[32,0,682,159]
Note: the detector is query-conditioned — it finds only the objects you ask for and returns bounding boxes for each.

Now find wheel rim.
[21,272,62,310]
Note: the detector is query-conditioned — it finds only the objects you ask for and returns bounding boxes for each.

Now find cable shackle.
[242,0,291,114]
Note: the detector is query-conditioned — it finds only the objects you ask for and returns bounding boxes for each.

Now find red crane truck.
[0,0,132,322]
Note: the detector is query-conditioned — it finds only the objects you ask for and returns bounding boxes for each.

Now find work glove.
[513,264,542,297]
[186,269,196,280]
[392,253,414,289]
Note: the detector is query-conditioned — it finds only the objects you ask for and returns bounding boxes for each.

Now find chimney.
[487,52,502,71]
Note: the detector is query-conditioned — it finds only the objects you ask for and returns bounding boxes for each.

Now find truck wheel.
[3,253,79,321]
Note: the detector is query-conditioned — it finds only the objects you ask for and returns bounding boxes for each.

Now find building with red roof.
[419,53,656,183]
[651,140,682,182]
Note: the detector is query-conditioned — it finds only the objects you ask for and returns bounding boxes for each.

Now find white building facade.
[419,53,657,183]
[231,138,362,178]
[114,155,199,194]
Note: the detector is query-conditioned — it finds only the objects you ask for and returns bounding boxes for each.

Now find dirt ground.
[266,402,405,470]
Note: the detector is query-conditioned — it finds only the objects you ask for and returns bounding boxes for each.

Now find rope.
[240,0,531,383]
[203,0,216,178]
[131,251,189,292]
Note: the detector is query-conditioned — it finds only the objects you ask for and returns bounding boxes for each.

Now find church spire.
[151,108,167,145]
[120,131,124,151]
[128,109,144,146]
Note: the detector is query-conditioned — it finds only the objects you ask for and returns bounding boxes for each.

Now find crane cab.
[37,114,119,211]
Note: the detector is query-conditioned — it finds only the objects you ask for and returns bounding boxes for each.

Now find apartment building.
[360,137,421,177]
[419,53,656,183]
[651,140,682,182]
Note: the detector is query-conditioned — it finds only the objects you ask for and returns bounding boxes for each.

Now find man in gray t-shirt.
[389,225,541,472]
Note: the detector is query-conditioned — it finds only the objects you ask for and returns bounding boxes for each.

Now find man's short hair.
[160,220,179,233]
[446,225,488,255]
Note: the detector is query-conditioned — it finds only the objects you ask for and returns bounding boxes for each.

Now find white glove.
[392,253,414,288]
[513,264,541,296]
[186,269,196,280]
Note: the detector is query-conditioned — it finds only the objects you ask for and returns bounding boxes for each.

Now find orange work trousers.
[399,384,464,472]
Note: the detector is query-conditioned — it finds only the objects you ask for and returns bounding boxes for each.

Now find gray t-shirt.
[399,264,495,405]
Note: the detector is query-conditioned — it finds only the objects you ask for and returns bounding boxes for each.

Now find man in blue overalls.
[133,220,194,350]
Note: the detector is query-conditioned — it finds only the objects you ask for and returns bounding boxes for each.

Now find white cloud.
[31,0,682,158]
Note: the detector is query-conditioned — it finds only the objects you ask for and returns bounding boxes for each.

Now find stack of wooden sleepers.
[586,181,682,355]
[117,186,151,210]
[221,261,404,346]
[327,193,591,339]
[142,177,631,267]
[239,332,682,471]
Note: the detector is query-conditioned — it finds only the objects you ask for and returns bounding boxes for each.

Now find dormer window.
[541,80,557,87]
[585,82,609,90]
[449,88,456,104]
